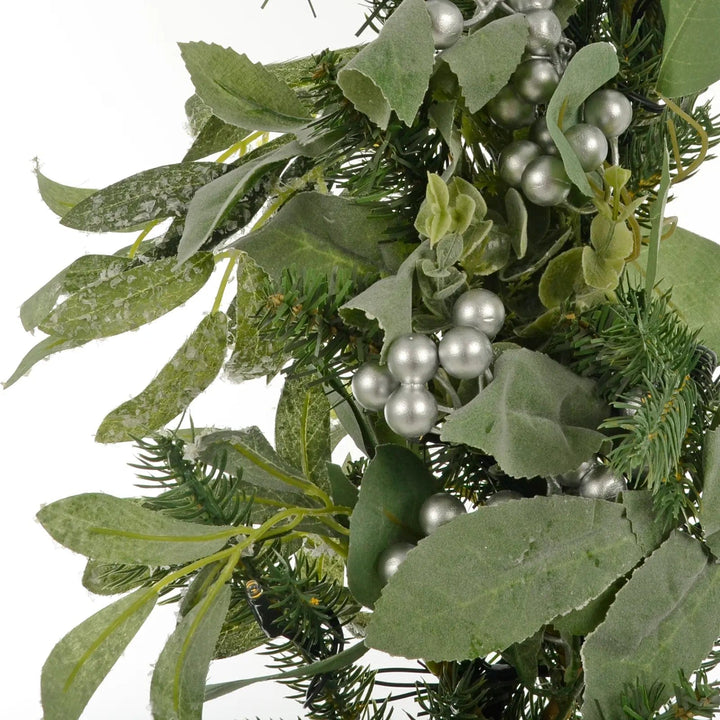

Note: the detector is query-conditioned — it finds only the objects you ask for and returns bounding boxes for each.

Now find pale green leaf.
[621,490,669,557]
[428,100,461,180]
[327,462,359,511]
[82,559,154,596]
[552,581,621,638]
[38,254,214,342]
[441,15,529,113]
[581,532,720,720]
[275,374,332,494]
[538,247,585,308]
[554,0,580,25]
[589,214,634,260]
[366,496,645,660]
[699,427,720,556]
[151,584,231,720]
[214,616,266,659]
[179,42,310,132]
[348,445,440,608]
[96,312,228,443]
[440,348,608,478]
[645,147,671,295]
[546,43,619,195]
[35,163,97,218]
[41,588,156,720]
[337,0,434,128]
[37,493,236,565]
[183,99,251,161]
[505,188,528,259]
[582,246,624,290]
[3,335,85,389]
[61,163,226,232]
[657,0,720,97]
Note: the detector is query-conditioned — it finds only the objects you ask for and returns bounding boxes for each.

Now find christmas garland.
[10,0,720,718]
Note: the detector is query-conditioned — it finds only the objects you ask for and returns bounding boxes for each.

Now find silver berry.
[487,85,536,129]
[507,0,555,10]
[384,384,438,438]
[426,0,464,50]
[618,387,644,417]
[564,123,609,171]
[419,492,467,534]
[529,116,558,155]
[578,464,627,500]
[499,140,542,187]
[554,458,597,489]
[583,89,633,138]
[486,490,523,505]
[351,361,399,412]
[452,288,505,339]
[525,10,562,56]
[386,334,439,384]
[521,154,571,206]
[377,541,415,584]
[513,59,560,104]
[438,326,493,379]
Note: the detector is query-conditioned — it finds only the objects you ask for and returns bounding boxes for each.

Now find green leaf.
[347,445,440,608]
[699,427,720,556]
[441,348,608,478]
[644,147,671,295]
[236,192,386,281]
[581,532,720,720]
[96,312,228,443]
[35,163,97,218]
[41,587,156,720]
[38,254,214,342]
[275,374,332,493]
[184,112,250,162]
[214,616,266,659]
[628,227,720,353]
[621,490,669,557]
[151,584,231,720]
[440,14,529,113]
[37,493,236,565]
[179,42,310,132]
[505,188,528,259]
[657,0,720,97]
[61,162,226,232]
[327,462,359,511]
[581,245,624,290]
[366,496,645,660]
[502,631,543,686]
[546,43,620,195]
[538,247,585,309]
[82,559,154,596]
[225,252,286,382]
[337,0,434,128]
[552,581,621,637]
[554,0,580,25]
[460,222,511,277]
[3,335,85,389]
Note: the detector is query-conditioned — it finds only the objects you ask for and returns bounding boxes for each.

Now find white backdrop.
[1,2,718,719]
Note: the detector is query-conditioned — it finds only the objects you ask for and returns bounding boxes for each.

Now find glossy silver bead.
[564,122,609,171]
[513,59,560,104]
[438,326,493,379]
[507,0,555,10]
[351,361,399,412]
[426,0,465,49]
[583,89,633,138]
[487,85,536,129]
[618,387,644,417]
[529,116,558,155]
[452,288,505,339]
[386,334,439,384]
[578,465,627,500]
[486,490,523,505]
[377,541,415,584]
[554,458,598,489]
[499,140,542,188]
[419,492,467,534]
[521,154,571,206]
[384,384,438,438]
[525,10,562,55]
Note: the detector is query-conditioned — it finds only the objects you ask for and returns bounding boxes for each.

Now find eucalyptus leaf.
[657,0,720,97]
[699,427,720,556]
[347,445,440,608]
[96,312,228,443]
[581,245,624,290]
[41,588,156,720]
[440,348,608,478]
[35,163,97,218]
[61,162,226,232]
[38,254,214,342]
[151,584,231,720]
[3,335,85,389]
[179,42,310,132]
[538,247,585,308]
[337,0,434,128]
[366,496,645,660]
[440,14,529,113]
[37,493,237,565]
[545,43,619,195]
[581,532,720,720]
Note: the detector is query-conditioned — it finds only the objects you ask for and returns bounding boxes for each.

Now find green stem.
[128,219,161,259]
[211,252,239,315]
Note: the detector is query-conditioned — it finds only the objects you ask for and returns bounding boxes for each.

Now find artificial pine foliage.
[9,0,720,718]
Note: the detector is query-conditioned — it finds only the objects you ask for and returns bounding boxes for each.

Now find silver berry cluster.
[351,289,506,439]
[550,457,628,500]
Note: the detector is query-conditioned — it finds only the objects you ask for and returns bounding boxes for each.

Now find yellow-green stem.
[128,219,161,259]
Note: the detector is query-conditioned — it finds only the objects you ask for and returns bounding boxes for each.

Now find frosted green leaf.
[37,493,237,565]
[61,162,226,232]
[552,581,621,637]
[41,587,156,720]
[581,246,624,290]
[554,0,580,25]
[581,532,720,720]
[214,617,266,659]
[699,428,720,556]
[657,0,720,97]
[151,584,231,720]
[337,0,434,128]
[366,496,645,660]
[621,490,668,557]
[347,445,440,608]
[440,348,608,478]
[546,43,619,195]
[275,374,332,494]
[3,335,85,389]
[538,247,585,308]
[428,100,461,180]
[225,252,286,382]
[179,42,310,132]
[82,559,154,596]
[96,312,228,443]
[644,147,671,294]
[440,15,529,113]
[184,114,251,162]
[35,163,97,218]
[628,227,720,353]
[38,254,214,342]
[236,192,386,281]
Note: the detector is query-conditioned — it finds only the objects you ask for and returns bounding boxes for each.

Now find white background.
[0,2,718,719]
